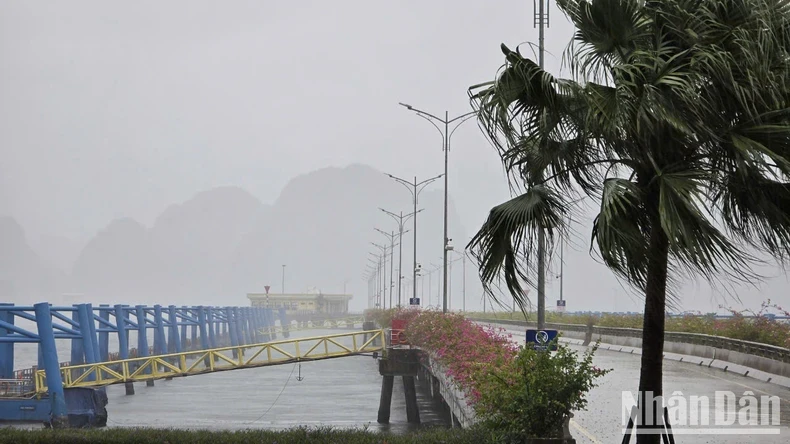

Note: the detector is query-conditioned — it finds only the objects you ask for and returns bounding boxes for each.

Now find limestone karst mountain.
[0,217,66,304]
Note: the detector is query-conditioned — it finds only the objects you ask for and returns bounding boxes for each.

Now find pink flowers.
[390,309,519,405]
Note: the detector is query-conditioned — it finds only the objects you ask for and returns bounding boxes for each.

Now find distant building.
[247,292,352,315]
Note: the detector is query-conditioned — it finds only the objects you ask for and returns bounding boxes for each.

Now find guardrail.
[471,318,790,376]
[0,379,36,398]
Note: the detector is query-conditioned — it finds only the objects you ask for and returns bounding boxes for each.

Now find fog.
[1,1,787,314]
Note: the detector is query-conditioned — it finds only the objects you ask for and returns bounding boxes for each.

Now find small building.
[247,292,352,315]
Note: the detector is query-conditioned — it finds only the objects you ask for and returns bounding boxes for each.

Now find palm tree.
[468,0,790,441]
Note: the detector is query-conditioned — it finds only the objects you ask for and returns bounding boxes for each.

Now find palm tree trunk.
[636,219,669,444]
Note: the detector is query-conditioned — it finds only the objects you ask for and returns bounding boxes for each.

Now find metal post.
[97,305,110,362]
[33,302,68,426]
[77,304,98,381]
[0,304,13,379]
[534,0,549,331]
[398,104,476,312]
[412,177,418,305]
[135,305,151,375]
[398,214,404,307]
[70,308,84,367]
[179,306,187,350]
[462,254,467,312]
[560,228,564,305]
[168,305,182,353]
[442,113,450,313]
[282,264,286,294]
[154,305,167,356]
[114,305,129,360]
[197,307,210,350]
[207,307,217,348]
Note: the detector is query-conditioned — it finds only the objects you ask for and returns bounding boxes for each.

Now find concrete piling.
[403,376,420,424]
[377,375,394,423]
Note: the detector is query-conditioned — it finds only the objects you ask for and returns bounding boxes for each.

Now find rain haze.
[1,0,787,314]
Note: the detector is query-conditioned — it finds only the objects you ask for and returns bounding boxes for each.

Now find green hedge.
[0,427,494,444]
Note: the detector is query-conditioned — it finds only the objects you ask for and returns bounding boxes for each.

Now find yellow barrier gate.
[35,329,385,394]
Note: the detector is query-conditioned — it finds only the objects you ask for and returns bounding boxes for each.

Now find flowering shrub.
[364,307,421,328]
[403,310,519,403]
[391,309,609,438]
[476,342,610,440]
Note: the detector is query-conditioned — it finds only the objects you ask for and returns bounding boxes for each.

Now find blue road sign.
[526,329,558,351]
[409,298,420,305]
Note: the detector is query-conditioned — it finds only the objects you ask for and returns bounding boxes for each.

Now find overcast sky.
[1,1,787,313]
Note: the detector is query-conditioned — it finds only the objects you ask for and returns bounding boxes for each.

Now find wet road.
[496,325,790,444]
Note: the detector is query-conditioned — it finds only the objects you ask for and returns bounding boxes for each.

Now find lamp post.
[533,0,551,331]
[375,228,407,310]
[281,264,286,295]
[385,173,442,307]
[367,254,382,308]
[398,103,476,314]
[380,207,423,307]
[450,250,467,312]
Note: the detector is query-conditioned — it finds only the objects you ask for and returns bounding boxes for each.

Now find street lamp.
[385,173,442,308]
[375,228,407,310]
[368,253,383,308]
[399,102,476,314]
[379,203,430,307]
[450,250,468,312]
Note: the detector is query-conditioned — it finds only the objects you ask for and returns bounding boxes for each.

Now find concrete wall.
[421,352,477,428]
[472,318,790,381]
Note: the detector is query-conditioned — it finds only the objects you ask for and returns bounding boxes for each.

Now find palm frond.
[467,186,569,311]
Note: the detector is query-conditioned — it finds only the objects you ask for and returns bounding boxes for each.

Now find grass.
[0,426,493,444]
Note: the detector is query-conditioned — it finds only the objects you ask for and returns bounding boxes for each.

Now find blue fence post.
[0,303,14,378]
[85,304,101,365]
[278,307,289,339]
[114,305,129,360]
[234,307,245,346]
[250,308,258,343]
[207,307,217,349]
[33,302,68,427]
[98,304,110,362]
[197,307,210,350]
[77,304,98,382]
[168,306,181,354]
[114,304,135,395]
[153,305,167,356]
[190,308,198,350]
[135,305,153,386]
[225,307,238,358]
[249,308,259,344]
[180,306,188,351]
[259,308,271,342]
[242,308,251,345]
[69,308,84,368]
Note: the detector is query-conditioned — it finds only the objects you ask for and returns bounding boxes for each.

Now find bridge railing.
[470,318,790,364]
[34,329,386,393]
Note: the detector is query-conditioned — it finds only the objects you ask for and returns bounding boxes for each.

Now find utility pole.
[398,104,476,314]
[534,0,550,331]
